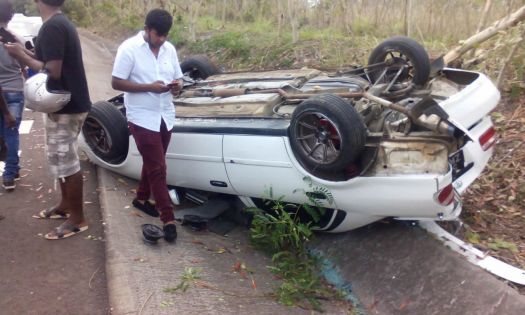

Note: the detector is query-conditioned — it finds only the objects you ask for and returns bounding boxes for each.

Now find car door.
[223,134,310,204]
[166,132,236,194]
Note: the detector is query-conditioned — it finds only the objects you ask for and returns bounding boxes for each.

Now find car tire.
[368,36,430,87]
[82,101,129,164]
[289,94,366,173]
[180,55,221,80]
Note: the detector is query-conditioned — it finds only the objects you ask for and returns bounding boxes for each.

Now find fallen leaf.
[399,300,410,310]
[215,247,227,254]
[130,211,143,217]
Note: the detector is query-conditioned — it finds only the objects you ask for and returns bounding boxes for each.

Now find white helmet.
[24,72,71,113]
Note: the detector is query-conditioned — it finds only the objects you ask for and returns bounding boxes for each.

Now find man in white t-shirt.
[111,8,183,243]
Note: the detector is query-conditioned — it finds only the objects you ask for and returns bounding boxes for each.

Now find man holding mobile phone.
[111,8,183,243]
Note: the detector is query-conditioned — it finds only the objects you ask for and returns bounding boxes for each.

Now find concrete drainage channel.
[97,167,525,314]
[313,222,525,314]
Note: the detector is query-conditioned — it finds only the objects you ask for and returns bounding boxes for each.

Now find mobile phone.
[167,81,180,88]
[0,28,16,44]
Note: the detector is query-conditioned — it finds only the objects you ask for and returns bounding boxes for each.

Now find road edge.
[97,166,137,314]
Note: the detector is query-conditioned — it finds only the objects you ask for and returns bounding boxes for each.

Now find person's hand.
[4,113,16,129]
[149,80,171,94]
[168,79,182,96]
[3,42,25,59]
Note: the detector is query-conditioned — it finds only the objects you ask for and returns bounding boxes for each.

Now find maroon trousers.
[128,121,174,223]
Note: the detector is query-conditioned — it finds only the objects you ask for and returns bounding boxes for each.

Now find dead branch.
[443,5,525,65]
[463,42,505,67]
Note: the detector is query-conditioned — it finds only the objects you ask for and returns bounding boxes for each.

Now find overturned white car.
[79,37,499,232]
[7,13,42,48]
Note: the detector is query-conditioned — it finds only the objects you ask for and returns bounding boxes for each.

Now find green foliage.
[62,0,90,27]
[120,13,142,32]
[248,184,344,311]
[487,239,518,253]
[95,1,118,19]
[189,32,252,61]
[352,18,379,37]
[163,267,202,294]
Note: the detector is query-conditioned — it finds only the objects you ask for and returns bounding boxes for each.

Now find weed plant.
[248,183,345,311]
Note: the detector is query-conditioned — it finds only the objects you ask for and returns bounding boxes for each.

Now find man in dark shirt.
[5,0,91,239]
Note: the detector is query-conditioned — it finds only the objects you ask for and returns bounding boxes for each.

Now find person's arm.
[169,47,184,96]
[5,42,61,79]
[3,42,44,73]
[0,87,16,128]
[111,76,170,94]
[111,42,170,94]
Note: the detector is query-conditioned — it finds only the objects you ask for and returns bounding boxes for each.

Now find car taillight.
[437,183,454,206]
[479,126,496,151]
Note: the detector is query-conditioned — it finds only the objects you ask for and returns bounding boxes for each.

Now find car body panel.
[79,62,500,233]
[8,14,42,46]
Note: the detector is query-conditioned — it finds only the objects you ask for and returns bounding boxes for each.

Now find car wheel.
[368,36,430,87]
[82,101,129,164]
[289,94,367,173]
[180,55,221,81]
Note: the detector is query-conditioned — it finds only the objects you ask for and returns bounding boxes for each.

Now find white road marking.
[19,120,34,135]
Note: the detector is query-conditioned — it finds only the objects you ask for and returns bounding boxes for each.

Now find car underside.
[79,36,499,232]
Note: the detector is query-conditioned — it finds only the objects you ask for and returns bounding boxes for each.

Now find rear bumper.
[451,116,495,194]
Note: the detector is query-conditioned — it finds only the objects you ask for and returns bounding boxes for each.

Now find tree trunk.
[443,5,525,65]
[287,0,299,43]
[221,0,227,27]
[404,0,411,37]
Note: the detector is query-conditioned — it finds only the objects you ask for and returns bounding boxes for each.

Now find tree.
[443,5,525,65]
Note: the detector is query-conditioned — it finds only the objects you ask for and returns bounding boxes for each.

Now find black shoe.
[14,173,20,181]
[163,223,177,243]
[2,179,15,191]
[132,198,159,217]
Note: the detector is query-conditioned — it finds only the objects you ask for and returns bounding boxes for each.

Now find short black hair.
[41,0,65,7]
[145,9,173,36]
[0,0,13,23]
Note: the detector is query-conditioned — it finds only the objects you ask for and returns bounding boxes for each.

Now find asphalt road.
[0,28,115,315]
[0,110,109,315]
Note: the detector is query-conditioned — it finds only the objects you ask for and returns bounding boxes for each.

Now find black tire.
[82,101,129,164]
[180,55,221,80]
[368,36,430,86]
[289,94,367,173]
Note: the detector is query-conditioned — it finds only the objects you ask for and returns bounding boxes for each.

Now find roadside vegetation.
[248,185,352,311]
[14,0,525,289]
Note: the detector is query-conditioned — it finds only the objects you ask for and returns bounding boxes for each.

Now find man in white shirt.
[111,8,183,243]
